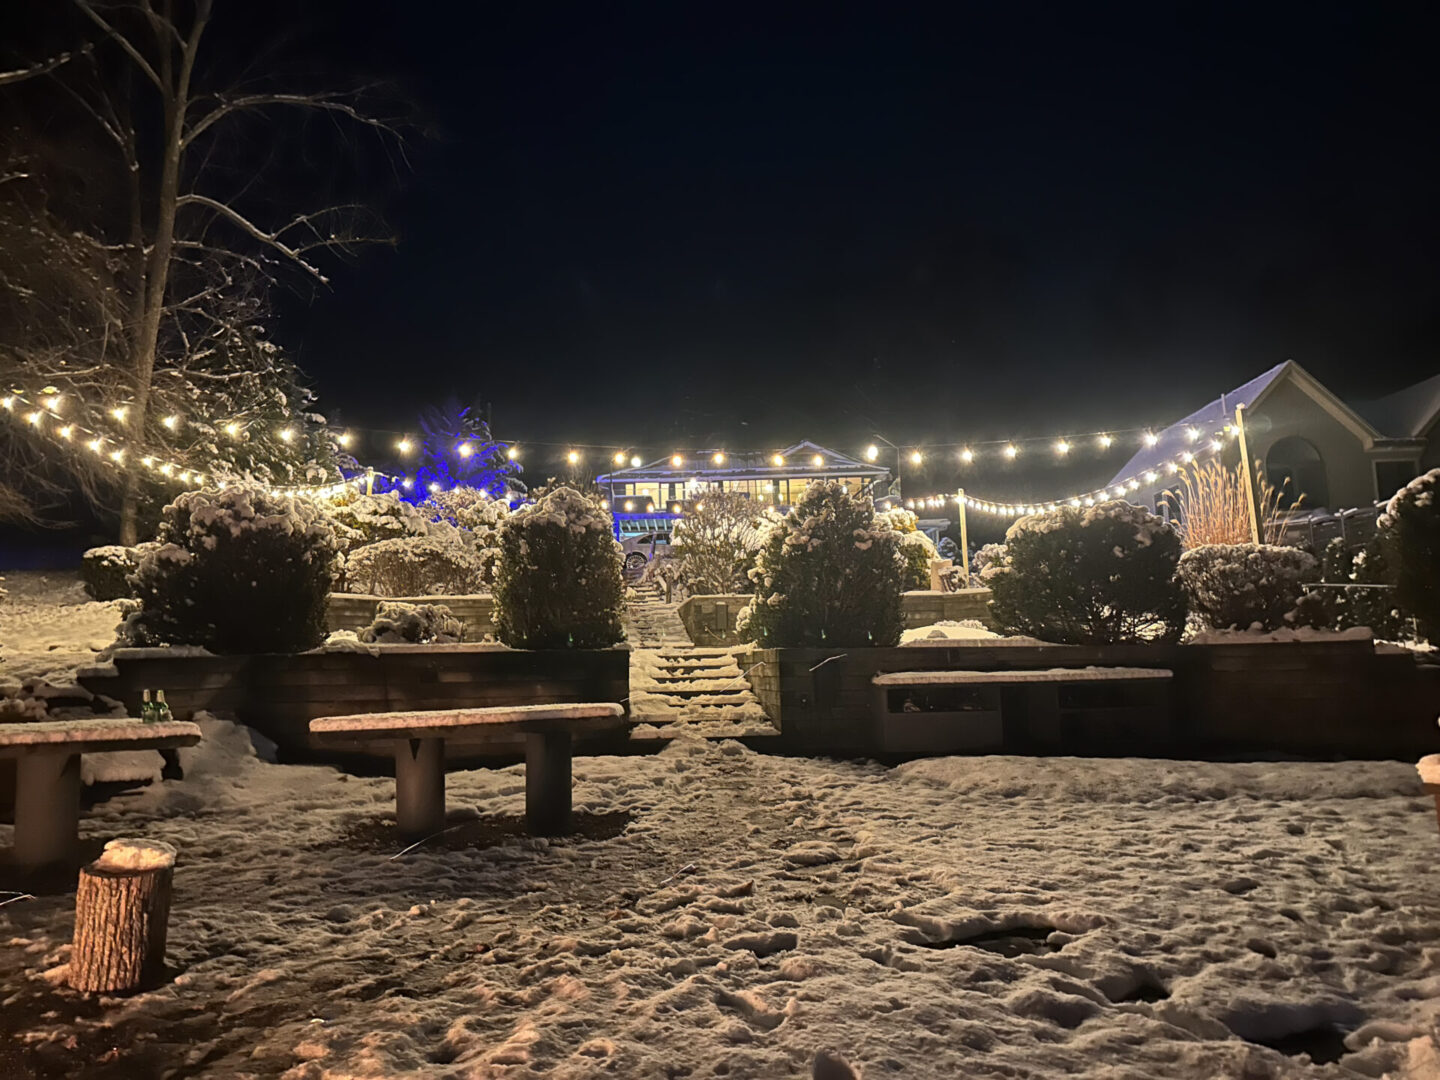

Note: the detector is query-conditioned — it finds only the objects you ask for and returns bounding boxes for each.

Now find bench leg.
[394,738,446,838]
[14,750,81,870]
[525,731,573,836]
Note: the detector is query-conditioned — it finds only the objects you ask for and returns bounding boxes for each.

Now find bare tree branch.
[182,90,403,150]
[71,2,163,90]
[0,49,90,87]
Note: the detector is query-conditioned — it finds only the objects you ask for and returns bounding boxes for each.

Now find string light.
[812,453,824,467]
[630,455,642,467]
[712,451,726,465]
[1003,444,1018,459]
[1054,439,1070,455]
[58,425,73,440]
[338,431,354,448]
[568,450,581,465]
[507,447,519,460]
[670,454,684,467]
[457,442,473,458]
[614,451,626,465]
[1143,431,1159,447]
[1098,434,1113,448]
[909,450,923,465]
[960,448,974,464]
[162,414,179,430]
[864,445,879,462]
[771,454,784,467]
[110,406,128,423]
[42,395,61,412]
[225,422,241,438]
[26,411,42,427]
[1185,427,1199,442]
[279,427,295,443]
[397,437,413,454]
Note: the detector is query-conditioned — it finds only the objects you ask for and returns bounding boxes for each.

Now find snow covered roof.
[1354,372,1440,439]
[1107,361,1386,494]
[597,440,889,485]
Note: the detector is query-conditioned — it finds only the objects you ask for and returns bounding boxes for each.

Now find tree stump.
[68,838,177,994]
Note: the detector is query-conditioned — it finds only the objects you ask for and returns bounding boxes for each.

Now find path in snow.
[4,720,1440,1079]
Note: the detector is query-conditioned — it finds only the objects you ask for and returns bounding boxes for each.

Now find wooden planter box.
[78,645,629,762]
[745,634,1440,758]
[327,593,496,641]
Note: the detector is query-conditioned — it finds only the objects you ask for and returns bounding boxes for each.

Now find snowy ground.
[0,570,122,690]
[3,720,1440,1078]
[5,570,1440,1078]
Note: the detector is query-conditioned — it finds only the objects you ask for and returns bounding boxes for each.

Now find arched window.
[1265,436,1328,510]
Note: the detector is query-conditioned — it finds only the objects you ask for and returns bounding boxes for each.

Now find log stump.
[68,838,177,994]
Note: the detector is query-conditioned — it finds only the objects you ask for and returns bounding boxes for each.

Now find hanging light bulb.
[1144,471,1158,482]
[87,438,103,453]
[1185,427,1199,442]
[712,451,726,465]
[567,449,581,465]
[1098,434,1113,448]
[225,421,241,438]
[1,395,13,409]
[58,425,73,440]
[279,427,295,443]
[110,406,128,423]
[614,451,626,465]
[1054,439,1070,455]
[428,482,440,494]
[458,442,474,458]
[338,431,354,448]
[909,450,923,465]
[600,499,609,509]
[771,453,784,467]
[395,437,413,454]
[109,449,125,462]
[1180,451,1194,463]
[42,395,61,413]
[1208,439,1223,452]
[162,414,179,430]
[1003,444,1018,459]
[646,501,655,512]
[624,500,635,511]
[812,453,824,467]
[630,455,642,468]
[25,411,42,427]
[401,477,414,490]
[671,454,683,467]
[960,448,974,464]
[506,446,518,460]
[1143,431,1159,447]
[864,444,879,461]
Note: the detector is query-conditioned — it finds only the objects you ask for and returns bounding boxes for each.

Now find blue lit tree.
[410,396,521,501]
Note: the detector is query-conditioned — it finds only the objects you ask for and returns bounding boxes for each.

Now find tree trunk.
[68,846,176,993]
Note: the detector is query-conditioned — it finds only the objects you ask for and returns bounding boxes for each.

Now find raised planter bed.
[678,589,998,646]
[78,644,629,763]
[327,593,496,642]
[745,633,1440,759]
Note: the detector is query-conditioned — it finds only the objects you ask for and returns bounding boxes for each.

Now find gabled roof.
[1108,361,1383,492]
[1354,372,1440,439]
[596,439,888,485]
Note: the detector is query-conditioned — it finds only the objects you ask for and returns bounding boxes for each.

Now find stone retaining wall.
[678,589,997,646]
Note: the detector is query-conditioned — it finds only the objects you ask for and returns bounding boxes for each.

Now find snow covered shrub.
[670,492,767,594]
[359,601,463,644]
[972,542,1007,583]
[1377,468,1440,640]
[421,487,508,586]
[897,531,938,590]
[81,543,155,601]
[1177,543,1318,631]
[322,491,428,553]
[988,501,1187,645]
[493,486,624,649]
[122,486,336,654]
[741,480,905,647]
[343,532,489,596]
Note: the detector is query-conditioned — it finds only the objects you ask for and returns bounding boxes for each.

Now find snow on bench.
[871,667,1173,687]
[0,718,202,871]
[309,704,626,838]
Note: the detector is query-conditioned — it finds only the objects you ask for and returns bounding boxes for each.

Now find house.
[595,440,891,513]
[1110,361,1440,512]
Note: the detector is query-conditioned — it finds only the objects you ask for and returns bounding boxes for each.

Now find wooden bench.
[871,667,1174,753]
[310,703,626,838]
[0,719,201,870]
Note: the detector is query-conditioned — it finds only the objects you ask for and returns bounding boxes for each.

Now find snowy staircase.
[623,583,776,739]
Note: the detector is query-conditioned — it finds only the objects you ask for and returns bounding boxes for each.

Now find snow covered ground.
[0,570,123,690]
[5,569,1440,1078]
[2,719,1440,1078]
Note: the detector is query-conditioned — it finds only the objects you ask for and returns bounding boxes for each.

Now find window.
[1375,460,1418,501]
[1265,436,1328,509]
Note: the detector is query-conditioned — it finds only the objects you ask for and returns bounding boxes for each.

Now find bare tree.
[1,1,404,540]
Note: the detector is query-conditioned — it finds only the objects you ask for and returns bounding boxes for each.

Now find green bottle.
[141,688,156,723]
[155,690,173,724]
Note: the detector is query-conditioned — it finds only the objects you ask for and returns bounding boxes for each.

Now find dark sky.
[253,2,1438,467]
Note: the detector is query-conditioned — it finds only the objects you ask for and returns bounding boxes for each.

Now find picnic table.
[0,718,201,869]
[310,703,626,838]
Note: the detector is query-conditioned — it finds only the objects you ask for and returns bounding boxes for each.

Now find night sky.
[56,4,1440,472]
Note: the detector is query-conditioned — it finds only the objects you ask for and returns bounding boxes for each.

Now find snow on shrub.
[1177,543,1318,631]
[122,486,337,654]
[972,542,1007,583]
[343,530,489,596]
[493,486,624,649]
[740,480,904,647]
[322,491,428,553]
[81,543,156,601]
[896,531,938,590]
[359,601,463,644]
[1378,468,1440,641]
[670,492,768,595]
[988,501,1187,645]
[1304,536,1405,638]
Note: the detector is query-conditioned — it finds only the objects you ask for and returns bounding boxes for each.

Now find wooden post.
[957,488,970,586]
[526,729,573,836]
[394,738,446,837]
[1234,403,1262,545]
[69,839,177,994]
[365,467,375,495]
